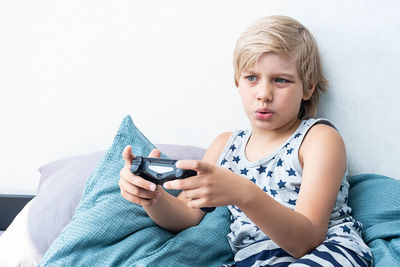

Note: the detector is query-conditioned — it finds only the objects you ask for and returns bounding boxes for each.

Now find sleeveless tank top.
[216,118,371,259]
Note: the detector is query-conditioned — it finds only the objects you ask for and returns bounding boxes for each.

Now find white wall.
[1,0,399,194]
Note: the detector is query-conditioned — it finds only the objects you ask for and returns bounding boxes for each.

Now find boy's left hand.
[163,160,249,209]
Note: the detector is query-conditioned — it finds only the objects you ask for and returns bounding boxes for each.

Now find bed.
[1,1,400,266]
[0,115,399,266]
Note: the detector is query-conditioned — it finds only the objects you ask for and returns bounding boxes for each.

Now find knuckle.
[193,161,200,169]
[128,195,138,204]
[178,179,186,187]
[120,168,126,177]
[182,190,189,199]
[131,175,140,185]
[204,177,214,187]
[203,187,212,198]
[131,186,139,195]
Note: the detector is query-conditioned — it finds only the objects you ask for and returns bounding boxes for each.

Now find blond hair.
[233,15,327,119]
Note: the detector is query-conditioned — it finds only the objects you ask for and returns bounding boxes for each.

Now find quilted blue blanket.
[40,115,234,266]
[349,174,400,266]
[40,116,399,266]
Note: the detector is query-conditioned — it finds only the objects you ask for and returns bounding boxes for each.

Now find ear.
[303,83,316,101]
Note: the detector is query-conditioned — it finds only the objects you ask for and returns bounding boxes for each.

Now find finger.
[120,189,157,207]
[176,160,210,173]
[163,175,202,190]
[119,178,161,199]
[187,198,211,209]
[122,145,135,166]
[179,187,206,200]
[121,168,157,191]
[148,148,161,158]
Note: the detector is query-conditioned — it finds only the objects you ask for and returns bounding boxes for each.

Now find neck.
[251,118,301,145]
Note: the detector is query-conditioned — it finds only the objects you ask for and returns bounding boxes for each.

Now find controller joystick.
[130,156,215,213]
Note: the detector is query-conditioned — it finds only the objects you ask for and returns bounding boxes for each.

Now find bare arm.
[236,124,346,258]
[145,132,231,232]
[119,132,232,233]
[165,124,346,258]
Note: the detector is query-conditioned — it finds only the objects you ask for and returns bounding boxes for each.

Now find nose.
[256,81,273,102]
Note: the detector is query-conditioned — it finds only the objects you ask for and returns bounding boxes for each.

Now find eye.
[245,75,257,82]
[275,78,288,83]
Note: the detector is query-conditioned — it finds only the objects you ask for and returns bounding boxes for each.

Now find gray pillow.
[0,144,206,266]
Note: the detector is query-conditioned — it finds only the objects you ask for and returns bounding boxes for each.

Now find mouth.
[255,108,273,114]
[255,108,274,120]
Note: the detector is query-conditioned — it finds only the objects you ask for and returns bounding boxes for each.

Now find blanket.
[348,173,400,266]
[40,115,234,266]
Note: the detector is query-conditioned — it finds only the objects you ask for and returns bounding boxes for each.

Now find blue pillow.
[40,115,234,266]
[349,174,400,266]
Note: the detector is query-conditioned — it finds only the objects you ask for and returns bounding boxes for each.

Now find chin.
[251,120,275,130]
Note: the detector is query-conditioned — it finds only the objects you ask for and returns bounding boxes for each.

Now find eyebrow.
[243,70,296,80]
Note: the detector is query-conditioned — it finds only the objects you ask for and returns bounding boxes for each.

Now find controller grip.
[200,207,216,213]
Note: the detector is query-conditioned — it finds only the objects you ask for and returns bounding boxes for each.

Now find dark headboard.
[0,194,35,231]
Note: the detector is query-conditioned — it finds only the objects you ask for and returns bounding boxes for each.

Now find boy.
[119,15,372,266]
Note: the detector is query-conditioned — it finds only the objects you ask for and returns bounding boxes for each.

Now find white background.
[1,0,399,194]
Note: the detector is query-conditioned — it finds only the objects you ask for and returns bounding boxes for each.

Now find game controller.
[130,156,215,213]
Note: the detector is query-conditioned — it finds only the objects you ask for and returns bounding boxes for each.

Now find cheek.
[238,90,253,112]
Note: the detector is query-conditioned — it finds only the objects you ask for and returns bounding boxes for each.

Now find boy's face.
[238,52,312,132]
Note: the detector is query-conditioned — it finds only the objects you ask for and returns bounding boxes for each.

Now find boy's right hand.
[119,145,162,207]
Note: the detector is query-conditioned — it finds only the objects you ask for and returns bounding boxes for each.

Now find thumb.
[122,145,135,166]
[148,148,161,158]
[176,159,211,173]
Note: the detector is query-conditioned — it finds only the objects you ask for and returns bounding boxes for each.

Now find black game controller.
[130,156,215,213]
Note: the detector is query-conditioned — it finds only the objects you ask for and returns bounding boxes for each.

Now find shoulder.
[202,132,233,164]
[299,123,346,168]
[304,123,344,147]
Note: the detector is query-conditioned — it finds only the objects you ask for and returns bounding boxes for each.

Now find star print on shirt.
[238,131,246,138]
[233,156,240,164]
[340,225,351,234]
[250,177,256,183]
[277,180,286,189]
[233,206,242,213]
[267,171,273,177]
[221,158,228,165]
[288,199,297,205]
[286,168,296,176]
[294,186,300,193]
[240,168,249,176]
[353,222,361,231]
[284,143,290,148]
[241,221,251,226]
[287,148,294,155]
[277,158,284,167]
[256,165,266,174]
[230,144,237,152]
[262,186,268,193]
[270,189,278,197]
[294,133,302,138]
[246,234,256,241]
